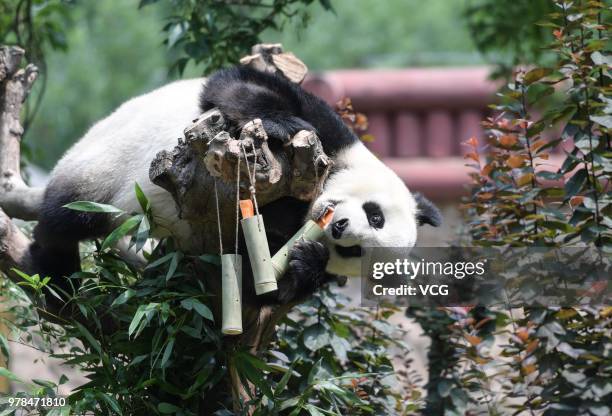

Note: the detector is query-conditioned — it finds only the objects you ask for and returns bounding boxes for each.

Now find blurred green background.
[26,0,479,171]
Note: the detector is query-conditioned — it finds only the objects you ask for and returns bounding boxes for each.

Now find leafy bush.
[464,0,556,72]
[415,1,611,414]
[138,0,333,75]
[1,182,417,415]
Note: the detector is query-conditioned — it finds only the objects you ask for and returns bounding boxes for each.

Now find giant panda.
[29,66,442,304]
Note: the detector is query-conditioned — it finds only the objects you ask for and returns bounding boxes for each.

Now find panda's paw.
[288,239,329,278]
[276,239,331,304]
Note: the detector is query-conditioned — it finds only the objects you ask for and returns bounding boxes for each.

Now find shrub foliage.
[419,1,611,414]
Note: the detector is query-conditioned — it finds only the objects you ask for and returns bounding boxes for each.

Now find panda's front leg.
[276,239,337,304]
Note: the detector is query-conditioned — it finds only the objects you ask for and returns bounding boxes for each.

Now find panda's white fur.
[51,78,205,237]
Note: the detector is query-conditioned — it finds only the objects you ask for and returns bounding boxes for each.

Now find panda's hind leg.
[259,116,315,144]
[28,182,112,300]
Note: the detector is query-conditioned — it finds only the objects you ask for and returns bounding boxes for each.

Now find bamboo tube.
[221,254,243,335]
[271,208,335,280]
[240,199,277,295]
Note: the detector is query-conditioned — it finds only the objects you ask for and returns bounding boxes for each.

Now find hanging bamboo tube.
[271,207,335,280]
[221,253,243,335]
[240,199,278,295]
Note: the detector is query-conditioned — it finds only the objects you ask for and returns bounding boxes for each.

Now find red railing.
[303,67,498,200]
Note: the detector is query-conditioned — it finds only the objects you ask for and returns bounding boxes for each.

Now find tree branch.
[0,45,40,286]
[0,45,43,221]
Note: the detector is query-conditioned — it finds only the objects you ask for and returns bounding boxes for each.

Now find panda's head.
[311,143,442,276]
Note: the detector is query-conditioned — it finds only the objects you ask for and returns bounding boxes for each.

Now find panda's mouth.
[335,244,362,258]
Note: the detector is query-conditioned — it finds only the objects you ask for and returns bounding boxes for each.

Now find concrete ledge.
[383,156,565,201]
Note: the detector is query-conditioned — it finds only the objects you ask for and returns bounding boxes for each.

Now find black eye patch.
[363,202,385,229]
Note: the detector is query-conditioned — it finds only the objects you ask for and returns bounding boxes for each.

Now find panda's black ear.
[414,193,442,227]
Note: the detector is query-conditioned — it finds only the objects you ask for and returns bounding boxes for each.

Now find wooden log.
[240,43,308,84]
[149,110,331,254]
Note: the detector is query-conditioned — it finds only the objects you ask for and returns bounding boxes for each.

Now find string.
[235,149,241,256]
[240,141,262,229]
[214,178,223,255]
[313,153,330,200]
[249,141,260,218]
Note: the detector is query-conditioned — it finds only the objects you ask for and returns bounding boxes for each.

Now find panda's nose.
[332,218,349,239]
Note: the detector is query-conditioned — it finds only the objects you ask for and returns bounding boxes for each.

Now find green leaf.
[0,334,9,363]
[590,115,612,129]
[138,0,160,9]
[541,220,575,233]
[161,338,175,368]
[236,351,273,372]
[233,352,274,399]
[47,408,72,416]
[304,404,326,416]
[280,397,300,411]
[75,322,102,356]
[111,289,136,307]
[319,0,334,11]
[158,403,181,414]
[526,84,554,105]
[129,303,158,338]
[0,366,22,382]
[303,324,330,351]
[437,379,453,398]
[564,168,588,199]
[181,298,214,321]
[330,320,350,338]
[146,252,175,270]
[589,405,610,416]
[450,388,469,410]
[316,380,360,403]
[523,67,552,85]
[165,252,182,281]
[199,254,221,266]
[330,335,349,363]
[98,393,123,415]
[274,362,295,396]
[134,182,150,213]
[32,378,56,388]
[591,51,612,66]
[11,268,40,288]
[101,215,143,251]
[307,358,329,385]
[128,355,148,368]
[537,171,562,181]
[134,215,151,252]
[63,201,123,213]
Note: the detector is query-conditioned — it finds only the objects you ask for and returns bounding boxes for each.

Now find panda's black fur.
[199,66,358,155]
[30,66,362,306]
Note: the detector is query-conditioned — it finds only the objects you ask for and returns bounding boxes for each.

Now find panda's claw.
[276,239,333,304]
